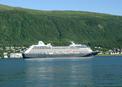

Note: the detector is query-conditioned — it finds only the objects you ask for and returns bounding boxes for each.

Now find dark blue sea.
[0,56,122,87]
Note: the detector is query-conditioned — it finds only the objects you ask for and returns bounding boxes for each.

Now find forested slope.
[0,4,122,48]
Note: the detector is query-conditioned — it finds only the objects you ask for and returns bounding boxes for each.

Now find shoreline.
[97,54,122,56]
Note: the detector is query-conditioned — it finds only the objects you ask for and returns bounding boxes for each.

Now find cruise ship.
[22,41,99,58]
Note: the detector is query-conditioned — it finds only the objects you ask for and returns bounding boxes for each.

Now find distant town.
[94,47,122,56]
[0,46,27,58]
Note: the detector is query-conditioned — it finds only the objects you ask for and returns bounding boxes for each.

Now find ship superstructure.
[23,41,98,58]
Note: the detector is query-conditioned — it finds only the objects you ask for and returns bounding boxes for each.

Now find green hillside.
[0,4,122,48]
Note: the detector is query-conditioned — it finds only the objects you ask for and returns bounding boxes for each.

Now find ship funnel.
[71,41,75,45]
[70,41,76,46]
[38,41,45,46]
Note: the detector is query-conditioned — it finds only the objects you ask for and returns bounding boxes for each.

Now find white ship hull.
[23,52,99,58]
[23,41,99,58]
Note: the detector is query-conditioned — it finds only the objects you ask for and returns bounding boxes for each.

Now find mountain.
[0,4,122,48]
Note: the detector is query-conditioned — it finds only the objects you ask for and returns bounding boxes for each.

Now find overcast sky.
[0,0,122,16]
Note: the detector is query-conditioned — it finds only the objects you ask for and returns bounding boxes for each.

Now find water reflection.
[24,58,94,87]
[1,57,122,87]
